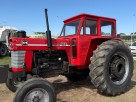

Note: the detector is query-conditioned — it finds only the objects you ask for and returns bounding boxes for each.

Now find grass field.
[0,57,136,102]
[0,56,11,67]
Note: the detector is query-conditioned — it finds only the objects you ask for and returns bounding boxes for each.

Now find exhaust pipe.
[45,9,52,48]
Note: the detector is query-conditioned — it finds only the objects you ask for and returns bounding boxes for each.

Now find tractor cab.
[59,14,116,38]
[58,14,117,68]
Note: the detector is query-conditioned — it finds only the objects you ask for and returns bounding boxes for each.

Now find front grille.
[11,51,25,68]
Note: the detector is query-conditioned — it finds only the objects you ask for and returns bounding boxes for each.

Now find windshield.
[60,20,80,36]
[132,42,136,46]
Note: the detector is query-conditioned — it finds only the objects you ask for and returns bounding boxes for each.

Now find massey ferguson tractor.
[4,9,134,102]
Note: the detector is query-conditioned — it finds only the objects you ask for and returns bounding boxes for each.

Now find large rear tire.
[89,40,134,96]
[14,78,56,102]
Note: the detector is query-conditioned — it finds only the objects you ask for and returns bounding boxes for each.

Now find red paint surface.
[9,13,118,71]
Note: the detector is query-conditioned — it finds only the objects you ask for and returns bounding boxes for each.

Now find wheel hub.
[111,58,125,80]
[24,88,49,102]
[12,78,24,87]
[109,53,129,85]
[32,96,40,102]
[1,46,6,54]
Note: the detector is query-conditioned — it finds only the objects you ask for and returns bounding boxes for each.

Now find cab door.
[78,17,99,67]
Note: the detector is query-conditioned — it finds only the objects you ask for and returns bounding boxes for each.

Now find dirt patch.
[0,75,136,102]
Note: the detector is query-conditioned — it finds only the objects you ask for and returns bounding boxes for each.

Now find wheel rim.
[24,88,49,102]
[109,52,129,85]
[12,78,24,87]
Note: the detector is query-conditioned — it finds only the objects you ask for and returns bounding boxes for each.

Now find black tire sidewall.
[0,44,8,57]
[14,79,56,102]
[104,45,133,92]
[6,79,17,92]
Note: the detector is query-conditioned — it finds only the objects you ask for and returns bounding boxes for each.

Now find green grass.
[0,56,11,67]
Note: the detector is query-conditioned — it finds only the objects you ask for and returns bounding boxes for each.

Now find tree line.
[120,35,136,41]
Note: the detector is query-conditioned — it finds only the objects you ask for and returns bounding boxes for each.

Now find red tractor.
[5,9,133,101]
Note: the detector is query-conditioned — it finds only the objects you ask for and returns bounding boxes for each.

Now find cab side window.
[101,21,114,36]
[85,20,97,35]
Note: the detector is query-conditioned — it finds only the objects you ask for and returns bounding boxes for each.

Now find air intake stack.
[45,9,52,48]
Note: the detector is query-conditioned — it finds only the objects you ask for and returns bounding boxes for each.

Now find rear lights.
[71,38,77,58]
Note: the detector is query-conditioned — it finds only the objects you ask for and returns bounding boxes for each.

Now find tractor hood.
[8,37,70,51]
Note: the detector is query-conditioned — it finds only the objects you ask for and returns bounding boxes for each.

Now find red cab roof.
[64,13,116,23]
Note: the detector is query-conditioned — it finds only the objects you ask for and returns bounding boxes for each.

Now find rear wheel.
[14,78,56,102]
[89,40,134,96]
[0,44,8,57]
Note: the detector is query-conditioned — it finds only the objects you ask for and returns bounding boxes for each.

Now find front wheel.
[89,40,134,96]
[6,78,24,92]
[14,78,56,102]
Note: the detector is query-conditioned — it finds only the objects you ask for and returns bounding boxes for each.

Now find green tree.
[35,32,45,35]
[130,32,136,35]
